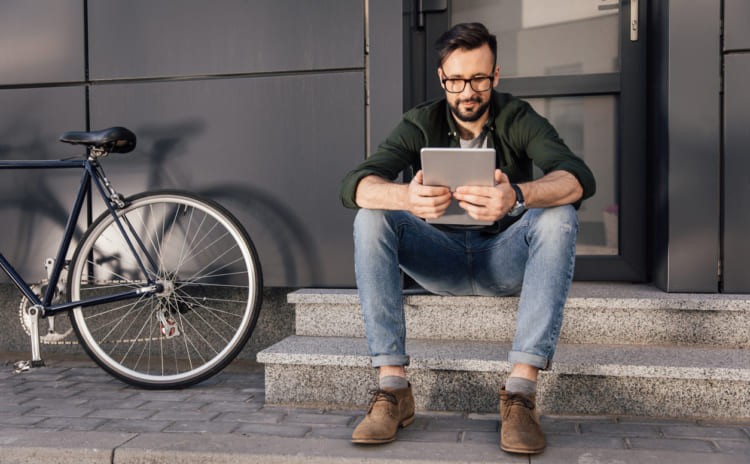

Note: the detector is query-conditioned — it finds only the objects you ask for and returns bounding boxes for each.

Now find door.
[404,0,647,281]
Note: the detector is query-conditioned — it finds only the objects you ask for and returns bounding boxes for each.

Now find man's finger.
[454,192,489,207]
[494,169,509,185]
[454,186,493,198]
[457,201,490,220]
[413,170,424,184]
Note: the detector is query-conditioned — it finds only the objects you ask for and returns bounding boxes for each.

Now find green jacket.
[340,91,596,230]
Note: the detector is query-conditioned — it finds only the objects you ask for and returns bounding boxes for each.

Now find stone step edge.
[257,336,750,382]
[288,284,750,312]
[292,295,750,349]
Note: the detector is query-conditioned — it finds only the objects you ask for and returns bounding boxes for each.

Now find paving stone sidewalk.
[0,354,748,463]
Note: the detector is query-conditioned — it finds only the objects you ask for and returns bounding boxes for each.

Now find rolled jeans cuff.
[508,350,552,371]
[371,354,410,368]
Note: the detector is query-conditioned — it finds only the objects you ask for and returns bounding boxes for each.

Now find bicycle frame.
[0,157,161,316]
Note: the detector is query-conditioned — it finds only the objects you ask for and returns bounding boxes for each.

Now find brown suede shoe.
[498,388,546,454]
[351,384,415,444]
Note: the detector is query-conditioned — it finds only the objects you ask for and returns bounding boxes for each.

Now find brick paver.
[1,357,748,462]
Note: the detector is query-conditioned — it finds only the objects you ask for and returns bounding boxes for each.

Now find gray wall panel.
[368,0,403,154]
[723,54,750,292]
[0,86,87,283]
[88,0,364,80]
[89,73,363,287]
[0,0,85,85]
[660,0,721,292]
[725,0,750,51]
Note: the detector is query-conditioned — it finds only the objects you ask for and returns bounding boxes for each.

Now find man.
[339,23,595,454]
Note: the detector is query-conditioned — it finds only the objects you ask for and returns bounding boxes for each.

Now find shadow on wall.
[0,130,88,279]
[0,120,323,286]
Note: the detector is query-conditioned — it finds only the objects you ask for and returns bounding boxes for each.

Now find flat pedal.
[12,359,44,373]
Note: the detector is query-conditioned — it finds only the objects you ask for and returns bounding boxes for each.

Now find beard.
[448,96,491,123]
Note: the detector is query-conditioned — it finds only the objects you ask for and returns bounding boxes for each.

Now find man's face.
[438,44,499,123]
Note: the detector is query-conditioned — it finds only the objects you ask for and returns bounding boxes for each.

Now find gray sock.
[505,377,537,396]
[379,376,409,390]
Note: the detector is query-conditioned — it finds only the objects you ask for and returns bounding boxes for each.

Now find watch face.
[509,202,525,217]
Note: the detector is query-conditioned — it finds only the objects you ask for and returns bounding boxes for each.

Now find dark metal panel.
[0,86,87,282]
[497,73,620,98]
[88,0,364,80]
[0,0,85,85]
[724,0,750,51]
[648,0,671,291]
[663,0,721,292]
[723,54,750,292]
[368,0,403,154]
[89,73,364,287]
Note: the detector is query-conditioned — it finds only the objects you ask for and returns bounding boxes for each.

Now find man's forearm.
[355,175,409,210]
[520,171,583,209]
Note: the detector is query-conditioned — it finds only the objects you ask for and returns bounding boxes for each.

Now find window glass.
[452,0,620,77]
[526,96,618,255]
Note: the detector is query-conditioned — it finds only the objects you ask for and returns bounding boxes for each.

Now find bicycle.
[0,127,263,389]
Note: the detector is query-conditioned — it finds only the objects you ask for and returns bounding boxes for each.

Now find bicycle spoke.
[180,248,244,287]
[70,192,261,388]
[174,211,211,276]
[176,273,249,286]
[115,306,155,364]
[172,291,240,334]
[175,289,248,318]
[175,311,217,357]
[172,225,229,275]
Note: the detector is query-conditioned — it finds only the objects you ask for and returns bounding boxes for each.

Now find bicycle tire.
[68,190,262,388]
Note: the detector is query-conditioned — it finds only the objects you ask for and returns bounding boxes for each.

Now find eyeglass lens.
[444,77,492,93]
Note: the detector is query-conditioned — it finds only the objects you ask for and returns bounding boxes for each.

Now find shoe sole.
[351,414,415,444]
[500,443,546,455]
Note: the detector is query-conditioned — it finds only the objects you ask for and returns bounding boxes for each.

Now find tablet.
[420,147,495,225]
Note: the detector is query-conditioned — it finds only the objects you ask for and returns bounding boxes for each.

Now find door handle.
[631,0,639,41]
[417,0,448,30]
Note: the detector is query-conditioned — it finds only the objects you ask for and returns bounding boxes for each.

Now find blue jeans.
[353,206,578,370]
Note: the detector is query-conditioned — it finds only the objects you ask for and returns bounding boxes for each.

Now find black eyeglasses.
[440,69,494,93]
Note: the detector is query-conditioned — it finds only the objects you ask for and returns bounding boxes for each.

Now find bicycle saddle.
[59,126,136,154]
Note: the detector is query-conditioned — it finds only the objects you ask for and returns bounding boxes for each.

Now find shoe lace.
[368,388,398,406]
[502,393,535,419]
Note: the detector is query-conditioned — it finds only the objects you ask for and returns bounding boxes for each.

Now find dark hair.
[435,22,497,68]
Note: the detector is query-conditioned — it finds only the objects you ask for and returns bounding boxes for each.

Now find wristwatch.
[508,183,526,217]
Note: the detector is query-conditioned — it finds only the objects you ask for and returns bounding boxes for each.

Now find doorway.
[403,0,647,280]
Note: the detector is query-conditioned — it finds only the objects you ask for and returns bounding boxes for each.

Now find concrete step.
[290,284,750,348]
[258,335,750,419]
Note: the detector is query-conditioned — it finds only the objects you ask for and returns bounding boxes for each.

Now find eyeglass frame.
[439,68,496,93]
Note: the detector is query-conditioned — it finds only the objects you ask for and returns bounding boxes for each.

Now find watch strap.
[510,183,524,204]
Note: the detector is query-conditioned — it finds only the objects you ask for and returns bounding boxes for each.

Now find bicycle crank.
[18,258,74,344]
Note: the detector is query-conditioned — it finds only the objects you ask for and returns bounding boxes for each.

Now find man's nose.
[459,82,478,97]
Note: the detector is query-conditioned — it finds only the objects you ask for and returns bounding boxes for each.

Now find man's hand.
[407,170,452,219]
[453,169,515,222]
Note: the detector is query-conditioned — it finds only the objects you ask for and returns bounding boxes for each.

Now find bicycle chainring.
[18,281,74,344]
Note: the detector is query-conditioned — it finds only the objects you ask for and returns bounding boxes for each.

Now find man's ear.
[437,68,445,88]
[492,65,500,88]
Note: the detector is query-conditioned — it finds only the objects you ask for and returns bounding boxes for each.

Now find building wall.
[648,0,722,292]
[723,0,750,293]
[1,1,747,293]
[0,0,405,288]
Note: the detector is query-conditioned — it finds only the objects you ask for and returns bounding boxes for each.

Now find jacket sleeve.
[509,102,596,207]
[339,118,425,209]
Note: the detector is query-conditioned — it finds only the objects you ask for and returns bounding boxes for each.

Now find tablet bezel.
[420,147,496,225]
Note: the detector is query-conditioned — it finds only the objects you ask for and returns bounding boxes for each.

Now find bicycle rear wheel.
[68,190,262,388]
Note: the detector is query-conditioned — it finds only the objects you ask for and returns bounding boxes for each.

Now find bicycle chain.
[19,279,179,345]
[18,280,75,345]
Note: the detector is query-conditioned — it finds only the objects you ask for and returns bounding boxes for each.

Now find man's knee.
[354,209,390,242]
[528,205,578,244]
[535,205,577,229]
